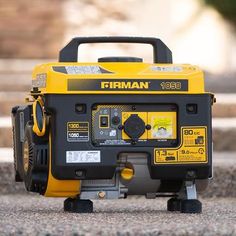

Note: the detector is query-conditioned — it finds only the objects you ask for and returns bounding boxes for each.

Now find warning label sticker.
[66,150,100,163]
[67,122,89,142]
[154,127,207,164]
[148,112,176,139]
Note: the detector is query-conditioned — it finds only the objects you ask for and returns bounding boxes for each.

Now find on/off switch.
[100,115,109,128]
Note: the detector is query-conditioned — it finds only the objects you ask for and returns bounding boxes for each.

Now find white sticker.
[65,66,102,74]
[109,130,116,137]
[32,73,47,88]
[150,66,183,72]
[66,151,101,163]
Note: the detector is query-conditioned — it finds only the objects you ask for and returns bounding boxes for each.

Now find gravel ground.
[0,195,235,236]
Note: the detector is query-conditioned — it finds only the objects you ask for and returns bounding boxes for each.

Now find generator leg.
[167,181,202,213]
[64,197,93,213]
[180,181,202,214]
[167,197,182,211]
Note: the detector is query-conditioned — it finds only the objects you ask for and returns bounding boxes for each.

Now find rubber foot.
[64,198,93,213]
[167,198,181,211]
[180,199,202,214]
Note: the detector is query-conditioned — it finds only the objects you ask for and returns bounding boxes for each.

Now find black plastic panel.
[44,94,213,181]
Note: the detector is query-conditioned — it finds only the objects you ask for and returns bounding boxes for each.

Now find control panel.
[92,104,177,146]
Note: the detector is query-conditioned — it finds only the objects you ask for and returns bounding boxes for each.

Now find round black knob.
[124,114,145,139]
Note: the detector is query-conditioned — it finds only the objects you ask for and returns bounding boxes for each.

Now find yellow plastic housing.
[44,135,81,197]
[32,97,46,136]
[32,62,206,95]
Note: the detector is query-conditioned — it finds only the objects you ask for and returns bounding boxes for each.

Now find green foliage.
[204,0,236,25]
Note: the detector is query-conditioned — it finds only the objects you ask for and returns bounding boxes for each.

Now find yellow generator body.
[12,37,214,213]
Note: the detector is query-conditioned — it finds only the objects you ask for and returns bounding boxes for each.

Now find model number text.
[160,82,182,90]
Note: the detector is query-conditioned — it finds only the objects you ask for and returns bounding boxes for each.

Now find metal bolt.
[97,191,106,199]
[186,170,196,179]
[75,170,84,177]
[131,140,137,145]
[118,125,124,130]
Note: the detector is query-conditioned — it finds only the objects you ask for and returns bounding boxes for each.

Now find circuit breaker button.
[112,116,120,125]
[100,116,109,128]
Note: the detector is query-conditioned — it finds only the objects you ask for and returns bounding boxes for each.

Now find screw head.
[97,191,106,199]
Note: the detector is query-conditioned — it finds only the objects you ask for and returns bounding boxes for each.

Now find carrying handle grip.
[59,36,172,63]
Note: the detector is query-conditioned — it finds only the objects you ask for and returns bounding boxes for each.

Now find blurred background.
[0,0,236,188]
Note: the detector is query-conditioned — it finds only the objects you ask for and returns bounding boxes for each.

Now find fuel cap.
[124,114,145,140]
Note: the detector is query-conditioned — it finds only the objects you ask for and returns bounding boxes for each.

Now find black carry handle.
[59,37,172,63]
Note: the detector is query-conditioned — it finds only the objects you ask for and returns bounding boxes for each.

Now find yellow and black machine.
[12,37,214,213]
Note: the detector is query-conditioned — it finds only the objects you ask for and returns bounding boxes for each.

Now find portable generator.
[12,37,214,214]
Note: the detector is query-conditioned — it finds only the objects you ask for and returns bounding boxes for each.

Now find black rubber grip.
[59,36,172,63]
